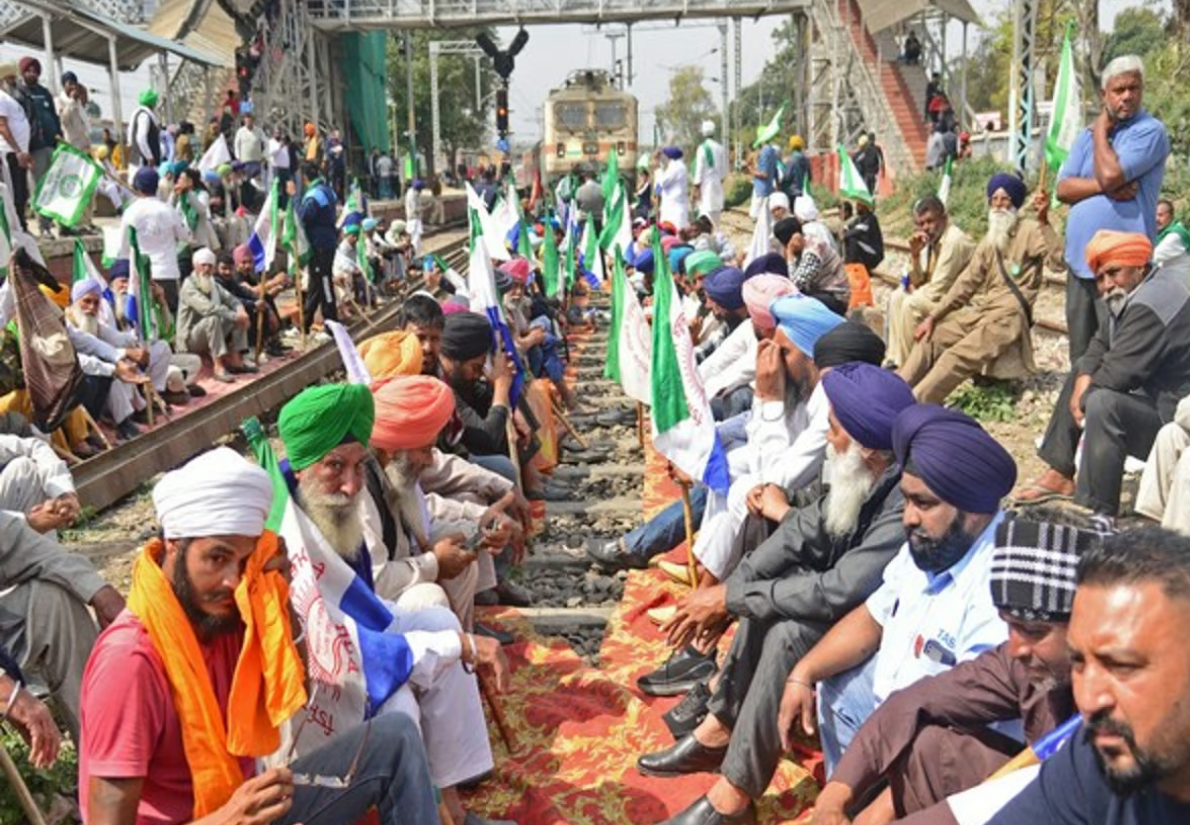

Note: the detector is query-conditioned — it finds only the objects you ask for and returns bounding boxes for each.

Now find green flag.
[563,227,577,292]
[604,244,625,383]
[1045,22,1082,172]
[541,216,560,299]
[937,156,954,205]
[837,144,874,205]
[243,417,289,531]
[33,142,103,227]
[601,149,619,203]
[753,103,786,148]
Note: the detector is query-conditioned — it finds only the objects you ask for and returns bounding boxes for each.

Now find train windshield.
[595,103,626,129]
[555,102,586,130]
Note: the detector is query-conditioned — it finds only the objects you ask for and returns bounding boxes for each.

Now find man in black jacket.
[297,160,339,336]
[636,363,917,825]
[1023,230,1190,523]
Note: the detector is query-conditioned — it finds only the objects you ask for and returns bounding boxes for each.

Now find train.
[520,69,639,191]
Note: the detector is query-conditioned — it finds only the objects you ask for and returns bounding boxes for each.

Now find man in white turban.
[176,247,253,382]
[693,120,726,229]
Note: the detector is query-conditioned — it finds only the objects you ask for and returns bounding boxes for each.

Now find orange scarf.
[126,533,307,818]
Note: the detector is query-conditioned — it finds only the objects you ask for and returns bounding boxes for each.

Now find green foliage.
[385,29,500,174]
[1103,8,1167,62]
[0,727,78,825]
[655,66,720,153]
[948,381,1019,423]
[880,156,1011,239]
[1140,41,1190,157]
[724,173,752,209]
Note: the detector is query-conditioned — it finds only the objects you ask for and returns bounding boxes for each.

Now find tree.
[655,66,720,153]
[1103,7,1167,63]
[385,28,500,176]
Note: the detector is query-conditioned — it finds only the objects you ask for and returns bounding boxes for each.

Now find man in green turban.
[275,382,514,825]
[128,87,162,172]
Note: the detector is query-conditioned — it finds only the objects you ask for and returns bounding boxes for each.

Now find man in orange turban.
[1021,229,1190,526]
[360,330,423,379]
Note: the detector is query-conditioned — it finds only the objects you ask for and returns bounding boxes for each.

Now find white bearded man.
[277,383,516,825]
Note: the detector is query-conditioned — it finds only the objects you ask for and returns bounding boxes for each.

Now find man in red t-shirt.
[79,448,440,825]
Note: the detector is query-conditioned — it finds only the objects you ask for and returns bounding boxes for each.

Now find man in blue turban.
[899,172,1062,404]
[637,363,917,825]
[778,404,1016,780]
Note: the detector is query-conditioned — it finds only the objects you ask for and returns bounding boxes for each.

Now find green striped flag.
[602,148,619,203]
[33,143,102,227]
[937,156,954,205]
[753,103,786,148]
[837,144,874,205]
[1045,23,1082,172]
[541,215,560,299]
[604,245,624,384]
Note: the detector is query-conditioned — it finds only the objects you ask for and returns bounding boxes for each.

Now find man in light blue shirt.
[750,138,779,220]
[778,405,1018,775]
[1056,54,1169,361]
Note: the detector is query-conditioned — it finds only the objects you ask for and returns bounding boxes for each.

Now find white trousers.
[105,379,144,425]
[693,471,755,581]
[1136,421,1190,535]
[0,457,49,514]
[377,603,494,789]
[886,289,936,368]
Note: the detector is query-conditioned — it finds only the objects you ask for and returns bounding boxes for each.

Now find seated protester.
[2,511,124,744]
[363,375,493,631]
[691,214,739,264]
[439,311,516,461]
[1,644,61,769]
[637,365,917,825]
[886,196,977,368]
[498,259,578,410]
[1022,231,1190,525]
[334,222,367,312]
[817,511,1094,825]
[0,431,78,532]
[899,173,1060,404]
[794,195,839,254]
[276,386,512,825]
[361,217,389,286]
[983,527,1190,825]
[67,277,186,406]
[215,251,281,357]
[779,405,1017,774]
[78,448,440,825]
[398,293,447,377]
[231,243,288,356]
[842,199,885,275]
[694,266,752,365]
[1136,394,1190,535]
[1155,198,1189,285]
[774,216,851,315]
[176,247,254,382]
[769,192,791,223]
[702,264,795,420]
[683,250,726,346]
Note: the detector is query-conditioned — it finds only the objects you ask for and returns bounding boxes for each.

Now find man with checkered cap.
[809,508,1097,825]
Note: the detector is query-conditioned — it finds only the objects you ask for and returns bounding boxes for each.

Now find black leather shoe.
[636,733,727,777]
[587,538,649,571]
[474,622,515,645]
[637,646,718,697]
[654,796,756,825]
[493,579,533,607]
[664,679,712,740]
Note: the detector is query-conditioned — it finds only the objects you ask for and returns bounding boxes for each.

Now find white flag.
[745,195,774,267]
[1046,24,1082,172]
[197,134,232,173]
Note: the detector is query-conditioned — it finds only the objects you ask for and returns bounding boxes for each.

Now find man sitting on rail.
[812,509,1093,824]
[78,447,440,825]
[635,364,916,825]
[276,384,514,825]
[773,216,851,315]
[884,196,977,369]
[1135,393,1190,536]
[899,173,1061,404]
[177,247,255,382]
[1020,230,1190,527]
[0,429,78,534]
[693,266,752,365]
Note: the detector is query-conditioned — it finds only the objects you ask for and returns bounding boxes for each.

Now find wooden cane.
[348,295,380,330]
[0,723,50,825]
[505,417,523,489]
[141,382,154,428]
[550,395,588,451]
[255,282,267,365]
[637,401,646,449]
[79,406,112,450]
[680,480,698,589]
[293,266,307,350]
[478,670,517,755]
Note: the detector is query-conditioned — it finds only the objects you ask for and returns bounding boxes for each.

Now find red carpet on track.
[465,435,823,825]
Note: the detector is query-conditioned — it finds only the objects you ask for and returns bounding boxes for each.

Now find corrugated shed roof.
[855,0,980,34]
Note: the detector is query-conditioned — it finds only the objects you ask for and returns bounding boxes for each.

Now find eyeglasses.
[285,685,370,789]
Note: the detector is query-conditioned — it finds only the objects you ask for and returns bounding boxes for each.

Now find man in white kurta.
[692,121,727,228]
[657,146,690,230]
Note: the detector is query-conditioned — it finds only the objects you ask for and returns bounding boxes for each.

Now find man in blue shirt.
[750,137,779,221]
[1056,54,1169,362]
[985,527,1190,825]
[298,160,340,337]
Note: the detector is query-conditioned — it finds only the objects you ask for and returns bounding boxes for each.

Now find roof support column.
[42,15,57,94]
[107,35,123,146]
[960,21,968,130]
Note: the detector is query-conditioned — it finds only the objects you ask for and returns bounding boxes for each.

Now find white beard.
[823,441,878,540]
[383,454,429,547]
[1104,286,1129,317]
[986,208,1019,254]
[67,306,100,337]
[194,273,214,295]
[298,475,365,561]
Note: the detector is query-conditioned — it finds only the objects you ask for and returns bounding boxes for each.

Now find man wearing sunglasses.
[78,448,441,825]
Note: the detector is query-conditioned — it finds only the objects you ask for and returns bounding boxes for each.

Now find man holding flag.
[118,167,192,313]
[692,121,726,229]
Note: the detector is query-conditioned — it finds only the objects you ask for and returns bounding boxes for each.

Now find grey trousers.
[0,457,49,515]
[706,614,828,799]
[185,315,248,360]
[279,714,439,825]
[1066,274,1105,364]
[0,578,98,741]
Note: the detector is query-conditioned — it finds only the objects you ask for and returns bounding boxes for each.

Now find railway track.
[73,226,471,512]
[719,207,1072,338]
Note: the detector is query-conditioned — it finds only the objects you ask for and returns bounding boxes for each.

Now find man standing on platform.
[1056,54,1169,362]
[693,120,727,229]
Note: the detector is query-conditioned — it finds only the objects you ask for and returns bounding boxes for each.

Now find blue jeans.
[280,713,438,825]
[816,654,879,777]
[527,336,567,384]
[621,483,709,561]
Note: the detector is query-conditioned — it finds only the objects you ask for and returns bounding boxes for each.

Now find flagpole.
[680,480,698,589]
[255,281,267,365]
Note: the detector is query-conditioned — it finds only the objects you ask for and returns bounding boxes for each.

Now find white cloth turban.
[794,194,820,222]
[701,120,715,137]
[192,247,217,267]
[153,447,274,539]
[768,192,790,213]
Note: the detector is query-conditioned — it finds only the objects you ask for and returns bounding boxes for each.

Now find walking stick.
[550,394,588,451]
[505,417,522,489]
[0,726,49,825]
[254,282,266,365]
[478,671,518,755]
[348,295,380,330]
[293,266,307,349]
[637,401,646,449]
[680,480,698,589]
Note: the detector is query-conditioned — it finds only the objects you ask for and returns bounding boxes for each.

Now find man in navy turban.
[899,172,1062,404]
[775,403,1016,782]
[635,362,917,825]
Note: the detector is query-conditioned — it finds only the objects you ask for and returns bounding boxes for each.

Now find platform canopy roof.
[855,0,980,34]
[0,0,227,71]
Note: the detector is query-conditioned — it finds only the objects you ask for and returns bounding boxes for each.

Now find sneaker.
[663,679,712,740]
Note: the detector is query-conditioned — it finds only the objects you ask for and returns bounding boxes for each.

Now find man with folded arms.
[78,447,438,825]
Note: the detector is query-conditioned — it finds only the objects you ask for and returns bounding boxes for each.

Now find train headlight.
[617,141,626,155]
[556,142,565,158]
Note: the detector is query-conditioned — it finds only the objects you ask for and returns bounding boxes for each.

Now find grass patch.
[947,380,1019,423]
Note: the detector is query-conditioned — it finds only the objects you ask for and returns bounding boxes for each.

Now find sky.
[0,0,1167,142]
